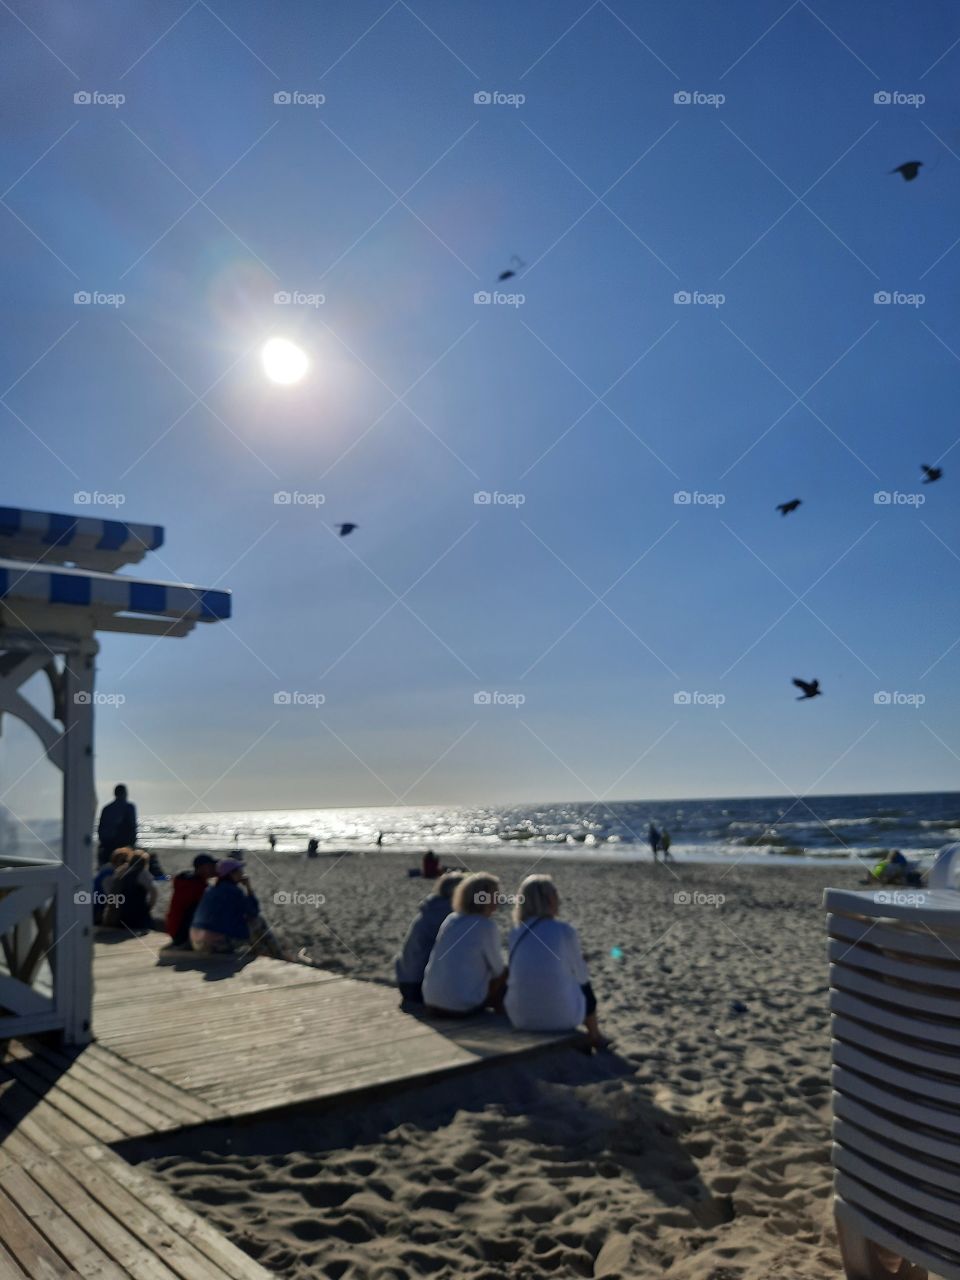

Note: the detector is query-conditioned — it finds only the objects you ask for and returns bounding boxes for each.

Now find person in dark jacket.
[164,854,217,946]
[421,849,442,879]
[394,872,464,1004]
[108,851,156,931]
[97,784,137,865]
[189,859,260,954]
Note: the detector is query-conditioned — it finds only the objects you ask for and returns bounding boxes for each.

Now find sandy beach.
[131,850,860,1279]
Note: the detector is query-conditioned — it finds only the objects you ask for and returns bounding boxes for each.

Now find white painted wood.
[0,975,54,1016]
[0,884,57,937]
[58,648,96,1044]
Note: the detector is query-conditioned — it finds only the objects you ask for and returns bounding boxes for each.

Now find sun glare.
[261,337,309,385]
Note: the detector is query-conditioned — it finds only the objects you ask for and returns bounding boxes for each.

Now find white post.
[58,643,97,1044]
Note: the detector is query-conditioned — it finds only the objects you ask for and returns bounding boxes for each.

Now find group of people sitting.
[394,871,608,1047]
[93,851,281,957]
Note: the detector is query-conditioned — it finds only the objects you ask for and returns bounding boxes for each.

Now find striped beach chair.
[826,882,960,1280]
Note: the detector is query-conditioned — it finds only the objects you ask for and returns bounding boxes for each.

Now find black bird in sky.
[776,499,802,516]
[336,523,358,537]
[793,678,822,701]
[891,161,923,181]
[921,464,943,484]
[498,255,525,282]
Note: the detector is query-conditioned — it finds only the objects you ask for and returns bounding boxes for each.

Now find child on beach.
[504,874,608,1047]
[422,873,507,1016]
[394,871,464,1004]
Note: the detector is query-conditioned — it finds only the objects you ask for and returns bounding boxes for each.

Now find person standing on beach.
[660,829,672,860]
[97,784,137,866]
[648,822,661,860]
[268,832,277,852]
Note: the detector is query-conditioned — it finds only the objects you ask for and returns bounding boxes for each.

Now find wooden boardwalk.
[0,933,573,1277]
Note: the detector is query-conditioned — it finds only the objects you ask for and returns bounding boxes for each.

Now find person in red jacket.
[165,854,217,946]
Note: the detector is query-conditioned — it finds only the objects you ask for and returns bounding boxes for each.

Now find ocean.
[131,791,960,867]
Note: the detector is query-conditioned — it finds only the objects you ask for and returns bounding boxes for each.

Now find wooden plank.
[0,1184,61,1280]
[2,1045,152,1140]
[24,1158,182,1280]
[0,1076,93,1154]
[83,1046,221,1125]
[81,1145,274,1280]
[0,1058,128,1144]
[0,1164,128,1280]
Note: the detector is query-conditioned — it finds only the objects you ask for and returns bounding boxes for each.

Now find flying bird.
[336,523,357,537]
[776,499,802,516]
[891,161,923,181]
[793,678,821,701]
[498,254,525,282]
[921,464,943,484]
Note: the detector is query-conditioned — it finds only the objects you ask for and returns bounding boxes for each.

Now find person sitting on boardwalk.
[504,874,608,1048]
[104,849,157,932]
[394,871,464,1005]
[164,854,218,947]
[189,858,261,954]
[422,873,506,1016]
[92,848,128,924]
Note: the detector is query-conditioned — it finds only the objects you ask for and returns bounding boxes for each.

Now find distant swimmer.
[890,161,923,181]
[776,499,802,516]
[793,678,822,700]
[921,464,943,484]
[336,523,358,537]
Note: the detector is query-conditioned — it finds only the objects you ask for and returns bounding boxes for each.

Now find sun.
[261,337,309,385]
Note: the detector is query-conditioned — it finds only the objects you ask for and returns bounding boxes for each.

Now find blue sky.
[3,0,960,819]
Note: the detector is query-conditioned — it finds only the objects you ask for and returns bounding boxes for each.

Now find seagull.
[891,161,923,181]
[921,464,943,484]
[336,523,357,537]
[776,499,802,516]
[498,254,525,282]
[793,678,821,701]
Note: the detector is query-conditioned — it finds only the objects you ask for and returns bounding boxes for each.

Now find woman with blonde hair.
[504,874,607,1047]
[422,872,506,1015]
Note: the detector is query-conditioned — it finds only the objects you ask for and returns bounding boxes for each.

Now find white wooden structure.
[0,506,230,1044]
[826,884,960,1280]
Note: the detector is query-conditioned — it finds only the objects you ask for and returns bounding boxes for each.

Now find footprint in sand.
[190,1185,250,1206]
[411,1187,463,1212]
[301,1180,359,1208]
[288,1217,327,1242]
[325,1213,376,1244]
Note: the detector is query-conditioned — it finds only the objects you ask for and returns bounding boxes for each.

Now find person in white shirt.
[422,873,506,1015]
[504,874,608,1047]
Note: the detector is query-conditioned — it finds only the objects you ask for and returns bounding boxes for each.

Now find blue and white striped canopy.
[0,507,163,566]
[0,557,230,622]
